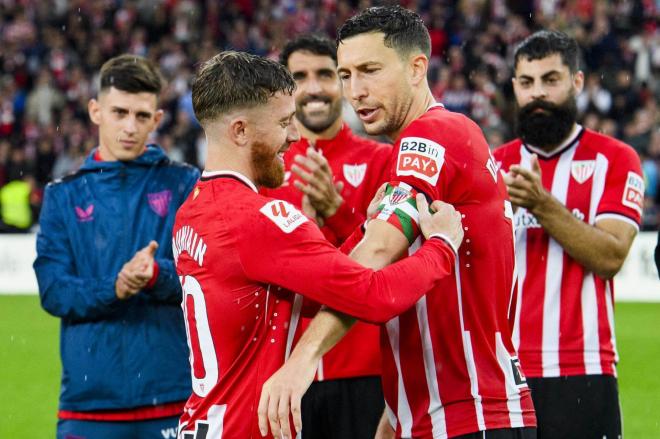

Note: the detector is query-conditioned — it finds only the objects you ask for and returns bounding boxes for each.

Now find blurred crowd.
[0,0,658,231]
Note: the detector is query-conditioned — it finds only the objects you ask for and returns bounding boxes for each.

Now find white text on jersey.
[173,225,207,267]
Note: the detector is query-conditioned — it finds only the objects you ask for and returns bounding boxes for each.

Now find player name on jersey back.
[173,225,207,267]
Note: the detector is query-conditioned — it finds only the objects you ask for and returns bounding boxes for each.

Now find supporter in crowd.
[494,30,643,439]
[1,0,657,229]
[33,54,199,439]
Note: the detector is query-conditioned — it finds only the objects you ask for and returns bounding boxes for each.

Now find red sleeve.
[322,200,365,244]
[338,222,365,255]
[145,261,160,289]
[595,144,643,228]
[376,114,466,244]
[237,200,455,323]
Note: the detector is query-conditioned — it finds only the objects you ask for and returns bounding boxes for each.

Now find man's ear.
[153,109,164,127]
[88,98,101,125]
[228,115,250,147]
[409,53,429,86]
[573,70,585,95]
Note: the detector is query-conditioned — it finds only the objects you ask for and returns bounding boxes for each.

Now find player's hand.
[504,154,550,214]
[115,241,159,299]
[416,194,464,251]
[291,147,344,218]
[115,276,140,300]
[366,183,388,219]
[257,349,318,439]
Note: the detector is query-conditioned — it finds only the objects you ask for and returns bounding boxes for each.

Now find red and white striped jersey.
[173,170,457,439]
[375,105,536,438]
[493,126,643,378]
[262,124,392,381]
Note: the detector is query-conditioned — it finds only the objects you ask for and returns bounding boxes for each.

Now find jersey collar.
[308,123,350,153]
[523,124,584,159]
[200,170,258,193]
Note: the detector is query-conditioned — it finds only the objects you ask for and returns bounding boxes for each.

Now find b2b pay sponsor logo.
[260,200,308,233]
[396,137,445,185]
[622,171,644,214]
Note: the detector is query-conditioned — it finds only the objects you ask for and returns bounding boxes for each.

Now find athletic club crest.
[390,186,411,205]
[147,190,172,217]
[571,160,596,184]
[343,164,367,188]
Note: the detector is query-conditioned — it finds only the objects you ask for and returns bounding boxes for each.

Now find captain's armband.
[372,182,422,245]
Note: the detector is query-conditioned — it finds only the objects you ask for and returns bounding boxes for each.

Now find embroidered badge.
[148,190,172,217]
[343,164,367,188]
[74,205,94,222]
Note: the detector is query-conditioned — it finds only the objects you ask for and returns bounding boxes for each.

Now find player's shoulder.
[45,168,92,194]
[403,106,475,145]
[253,196,311,235]
[492,138,523,160]
[156,157,201,178]
[580,128,639,161]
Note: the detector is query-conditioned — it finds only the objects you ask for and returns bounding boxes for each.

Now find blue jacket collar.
[80,144,169,170]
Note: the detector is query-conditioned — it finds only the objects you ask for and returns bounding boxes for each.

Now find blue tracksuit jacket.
[34,145,199,412]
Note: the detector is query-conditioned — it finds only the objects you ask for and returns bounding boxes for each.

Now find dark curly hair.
[514,30,580,73]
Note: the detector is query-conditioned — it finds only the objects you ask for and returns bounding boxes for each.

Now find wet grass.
[0,296,658,437]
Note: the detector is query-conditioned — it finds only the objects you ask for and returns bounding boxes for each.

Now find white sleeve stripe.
[594,213,640,231]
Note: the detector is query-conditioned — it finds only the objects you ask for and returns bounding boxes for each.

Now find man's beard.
[516,95,577,149]
[251,140,285,188]
[296,94,342,133]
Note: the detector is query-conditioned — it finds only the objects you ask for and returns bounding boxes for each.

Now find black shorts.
[454,427,537,439]
[527,374,622,439]
[300,376,384,439]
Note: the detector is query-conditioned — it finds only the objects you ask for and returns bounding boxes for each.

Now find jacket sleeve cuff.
[145,261,160,289]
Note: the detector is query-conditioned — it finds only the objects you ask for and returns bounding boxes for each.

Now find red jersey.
[374,105,535,438]
[262,123,391,381]
[173,170,457,439]
[493,126,643,378]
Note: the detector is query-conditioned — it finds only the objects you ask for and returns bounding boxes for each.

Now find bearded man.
[493,30,643,439]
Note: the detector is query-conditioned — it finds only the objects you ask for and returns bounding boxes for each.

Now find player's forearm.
[290,308,356,363]
[532,196,629,279]
[350,220,408,270]
[36,270,120,320]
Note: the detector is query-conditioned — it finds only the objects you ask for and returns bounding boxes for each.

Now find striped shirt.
[375,105,536,438]
[493,126,643,378]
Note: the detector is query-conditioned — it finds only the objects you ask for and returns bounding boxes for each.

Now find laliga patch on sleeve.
[396,137,445,185]
[621,171,644,214]
[260,200,308,233]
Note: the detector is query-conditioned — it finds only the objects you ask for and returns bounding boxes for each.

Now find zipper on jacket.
[119,164,131,405]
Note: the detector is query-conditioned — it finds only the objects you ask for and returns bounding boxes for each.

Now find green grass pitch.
[1,296,659,437]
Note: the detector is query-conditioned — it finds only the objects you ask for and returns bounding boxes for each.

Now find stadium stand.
[0,0,658,230]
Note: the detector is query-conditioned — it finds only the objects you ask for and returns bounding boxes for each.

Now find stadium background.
[0,0,658,437]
